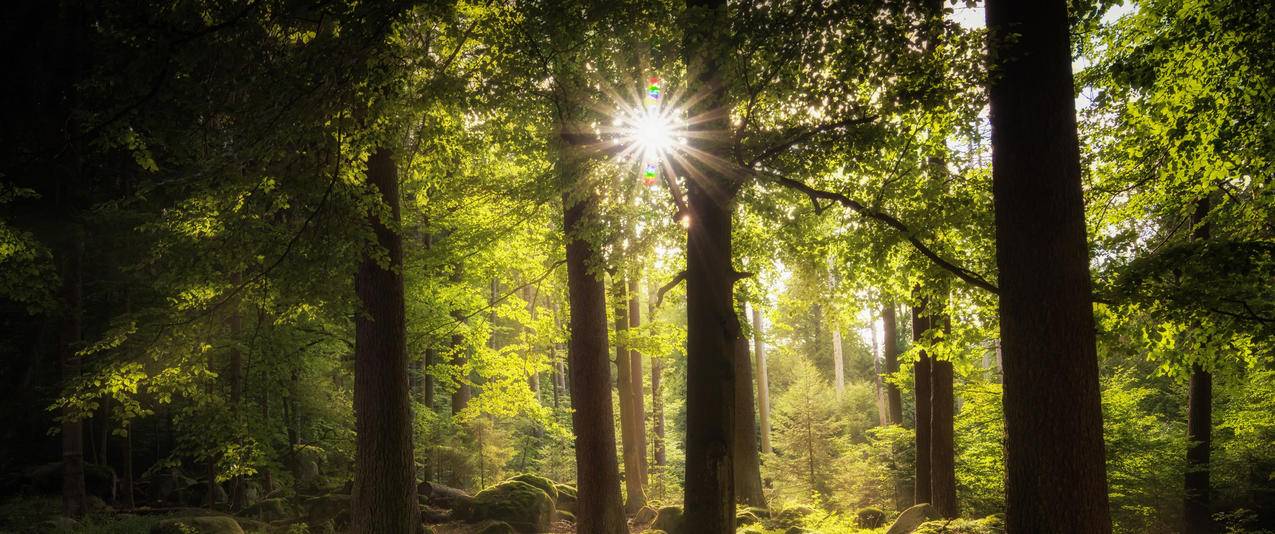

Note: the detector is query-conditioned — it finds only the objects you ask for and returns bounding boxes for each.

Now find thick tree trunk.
[627,276,648,482]
[733,334,765,506]
[986,1,1113,531]
[683,0,737,530]
[882,304,903,426]
[351,147,420,534]
[832,327,845,399]
[561,141,627,534]
[912,302,933,506]
[1184,197,1212,534]
[752,306,772,455]
[613,278,646,513]
[59,238,87,518]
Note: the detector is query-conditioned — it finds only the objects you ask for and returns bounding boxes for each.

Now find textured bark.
[613,278,646,513]
[752,306,772,455]
[733,334,765,506]
[683,0,737,530]
[351,147,420,534]
[931,319,957,518]
[912,303,933,506]
[986,1,1113,531]
[882,304,903,426]
[1184,197,1212,534]
[450,262,471,414]
[562,184,628,534]
[59,239,87,518]
[627,276,648,482]
[649,281,667,467]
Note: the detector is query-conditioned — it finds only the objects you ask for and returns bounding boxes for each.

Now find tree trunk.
[832,327,845,400]
[912,302,933,506]
[227,283,245,510]
[648,279,667,468]
[627,276,648,483]
[1184,197,1212,534]
[59,237,87,518]
[350,147,420,534]
[752,306,772,455]
[733,334,765,506]
[882,304,903,425]
[931,311,957,518]
[683,0,737,530]
[450,261,471,414]
[613,278,646,513]
[986,1,1113,531]
[120,425,134,509]
[561,146,627,534]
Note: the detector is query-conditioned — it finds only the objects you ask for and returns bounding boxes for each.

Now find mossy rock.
[468,480,555,534]
[553,484,577,514]
[651,505,683,534]
[856,507,888,528]
[912,516,1006,534]
[556,510,576,523]
[635,505,658,524]
[735,510,761,526]
[885,503,940,534]
[507,474,558,501]
[240,497,289,521]
[475,520,516,534]
[304,493,351,529]
[150,516,245,534]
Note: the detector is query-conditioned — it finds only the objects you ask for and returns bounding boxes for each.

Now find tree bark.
[613,278,646,513]
[986,1,1113,531]
[1184,197,1212,534]
[832,327,846,400]
[931,311,956,518]
[627,276,648,483]
[683,0,737,530]
[561,144,627,534]
[733,334,765,506]
[882,304,903,426]
[752,306,772,455]
[59,237,87,518]
[912,303,933,506]
[450,262,471,414]
[351,147,420,534]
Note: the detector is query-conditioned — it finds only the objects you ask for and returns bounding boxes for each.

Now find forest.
[1,0,1272,533]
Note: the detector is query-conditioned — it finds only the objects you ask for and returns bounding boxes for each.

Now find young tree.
[882,304,903,425]
[753,305,772,455]
[986,1,1112,531]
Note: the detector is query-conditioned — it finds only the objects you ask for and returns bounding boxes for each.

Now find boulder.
[467,480,555,534]
[912,515,1006,534]
[150,516,245,534]
[507,474,558,501]
[304,493,351,529]
[420,504,450,524]
[556,510,576,524]
[635,505,658,524]
[553,484,577,514]
[419,480,473,511]
[885,503,941,534]
[856,507,888,528]
[475,520,516,534]
[651,505,683,534]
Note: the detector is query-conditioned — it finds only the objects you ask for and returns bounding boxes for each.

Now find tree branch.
[655,271,687,308]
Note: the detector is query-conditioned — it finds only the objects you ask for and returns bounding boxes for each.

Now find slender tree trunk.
[648,279,667,468]
[986,1,1113,531]
[350,147,420,534]
[450,262,471,414]
[913,302,933,506]
[59,236,87,518]
[613,278,646,513]
[882,304,903,426]
[683,0,737,530]
[832,327,846,400]
[931,309,956,518]
[560,143,627,534]
[752,306,771,455]
[120,425,134,509]
[872,324,888,426]
[733,334,765,506]
[1184,197,1213,534]
[627,276,648,483]
[227,282,245,510]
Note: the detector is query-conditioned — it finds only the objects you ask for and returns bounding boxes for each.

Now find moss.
[651,505,683,534]
[475,521,516,534]
[912,516,1006,534]
[469,481,555,534]
[856,507,888,528]
[506,474,558,502]
[150,516,245,534]
[553,484,577,514]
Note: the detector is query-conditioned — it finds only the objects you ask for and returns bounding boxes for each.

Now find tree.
[753,305,772,455]
[767,357,845,502]
[986,1,1113,531]
[733,318,765,506]
[912,301,933,506]
[882,304,903,426]
[613,277,646,513]
[351,147,420,534]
